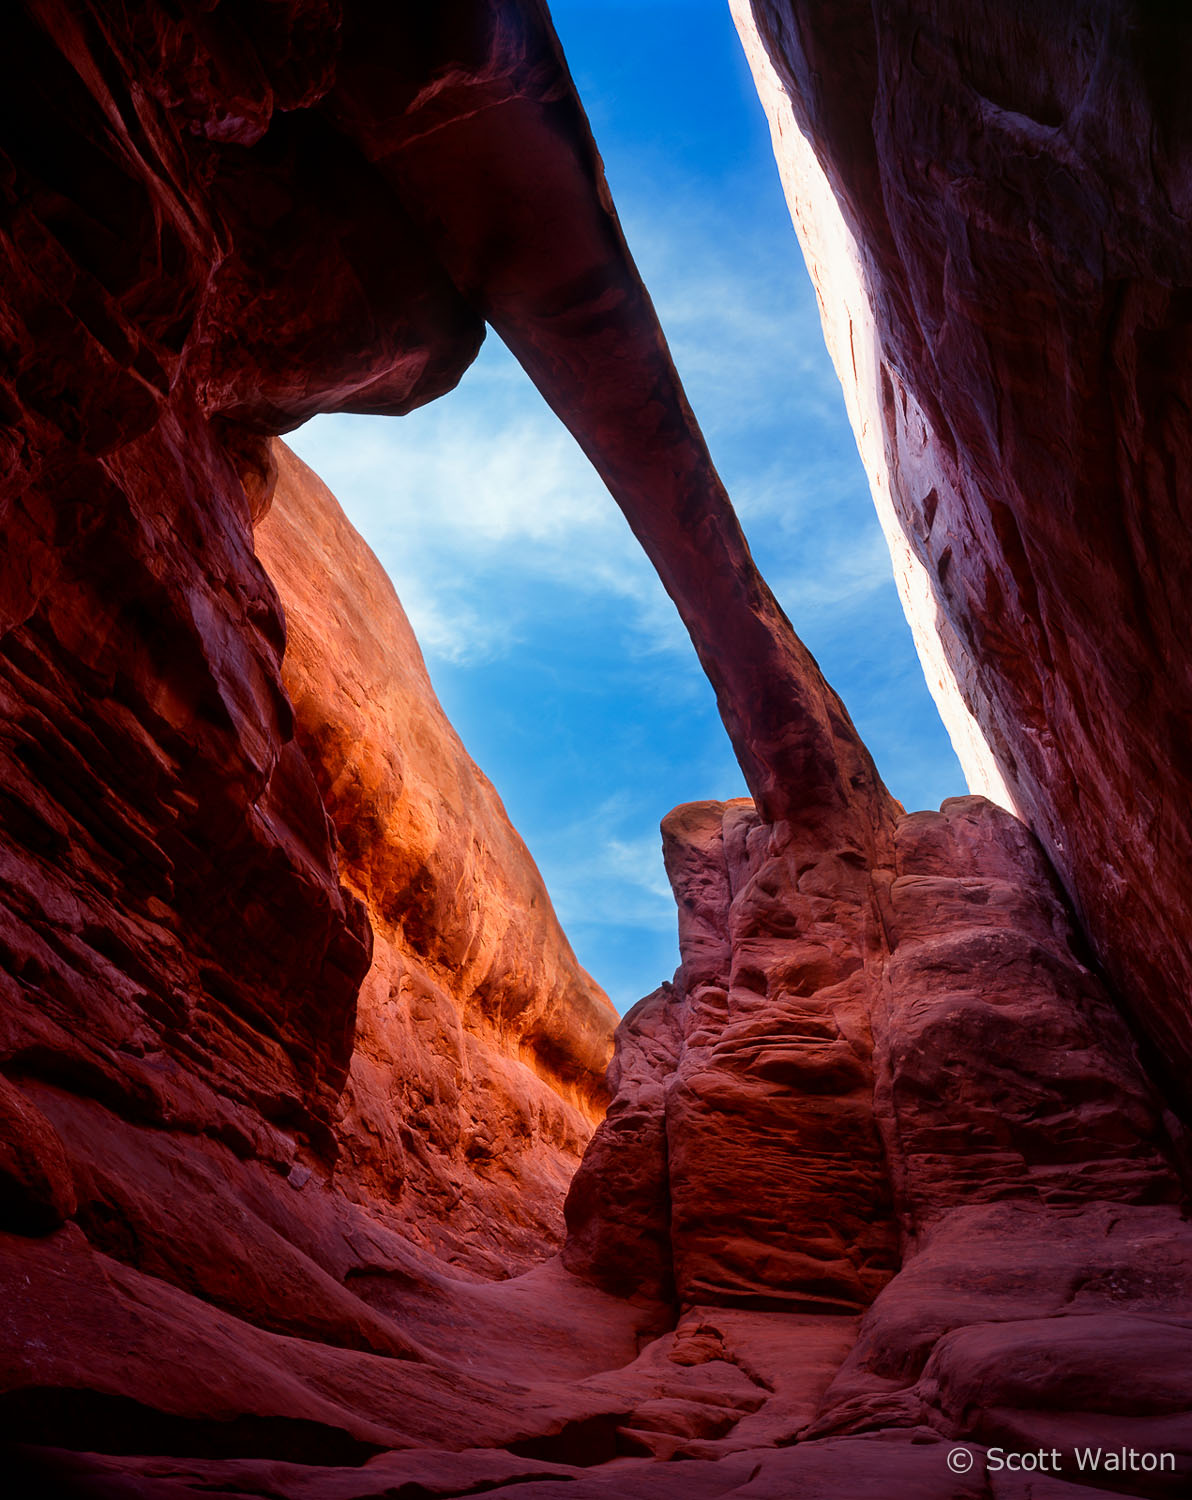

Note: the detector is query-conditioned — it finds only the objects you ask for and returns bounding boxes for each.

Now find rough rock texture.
[4,1,1192,1497]
[566,797,901,1316]
[566,792,1192,1487]
[318,3,890,840]
[731,0,1192,1115]
[0,0,649,1482]
[256,442,614,1271]
[13,788,1190,1497]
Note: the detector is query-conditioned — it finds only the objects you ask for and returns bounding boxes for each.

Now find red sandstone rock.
[562,983,682,1302]
[565,794,1192,1489]
[0,0,633,1476]
[3,1,1192,1496]
[568,797,902,1314]
[319,2,891,838]
[732,0,1192,1116]
[256,442,615,1271]
[0,1074,75,1235]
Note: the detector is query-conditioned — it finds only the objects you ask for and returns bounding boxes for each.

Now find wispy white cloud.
[290,340,699,668]
[775,524,894,617]
[602,835,676,904]
[613,176,844,435]
[288,236,878,675]
[530,797,677,932]
[285,116,963,1012]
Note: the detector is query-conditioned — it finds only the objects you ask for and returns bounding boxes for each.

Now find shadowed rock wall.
[2,1,1192,1496]
[564,790,1192,1477]
[1,0,634,1468]
[732,0,1192,1117]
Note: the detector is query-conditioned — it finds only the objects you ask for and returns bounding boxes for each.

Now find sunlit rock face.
[732,0,1192,1115]
[257,443,615,1273]
[3,0,1192,1496]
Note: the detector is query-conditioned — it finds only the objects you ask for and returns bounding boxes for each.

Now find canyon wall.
[732,0,1192,1117]
[2,1,1192,1497]
[257,442,614,1272]
[0,0,638,1476]
[565,789,1192,1480]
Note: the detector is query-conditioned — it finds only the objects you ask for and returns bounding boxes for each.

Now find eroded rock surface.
[732,0,1192,1116]
[567,797,901,1316]
[566,794,1192,1487]
[257,443,614,1272]
[2,1,1192,1497]
[0,0,636,1480]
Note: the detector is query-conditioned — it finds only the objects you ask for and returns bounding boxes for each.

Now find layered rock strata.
[0,0,636,1477]
[564,792,1192,1487]
[731,0,1192,1116]
[256,442,614,1271]
[11,789,1191,1498]
[2,1,1192,1497]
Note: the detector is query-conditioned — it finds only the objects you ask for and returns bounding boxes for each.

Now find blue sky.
[288,0,964,1012]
